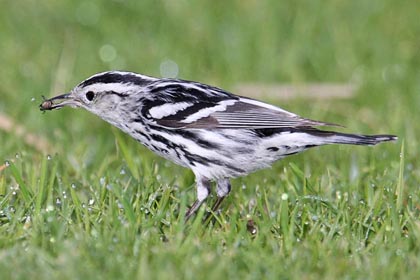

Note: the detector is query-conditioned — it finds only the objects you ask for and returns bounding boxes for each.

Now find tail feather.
[322,132,398,146]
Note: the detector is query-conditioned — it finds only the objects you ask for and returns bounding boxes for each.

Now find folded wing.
[144,82,339,129]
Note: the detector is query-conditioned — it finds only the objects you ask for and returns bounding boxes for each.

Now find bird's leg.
[207,179,231,218]
[185,177,211,220]
[209,196,226,214]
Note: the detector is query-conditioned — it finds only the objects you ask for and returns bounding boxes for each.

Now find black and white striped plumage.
[41,71,397,219]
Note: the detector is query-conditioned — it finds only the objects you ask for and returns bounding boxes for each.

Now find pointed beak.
[39,93,80,111]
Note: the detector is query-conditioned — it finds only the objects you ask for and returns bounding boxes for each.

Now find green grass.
[0,0,419,279]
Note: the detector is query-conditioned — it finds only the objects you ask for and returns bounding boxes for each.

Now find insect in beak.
[39,93,78,111]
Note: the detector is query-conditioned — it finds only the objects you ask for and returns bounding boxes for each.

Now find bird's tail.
[314,131,398,146]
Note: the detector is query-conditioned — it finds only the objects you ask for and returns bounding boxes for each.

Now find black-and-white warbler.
[40,71,397,219]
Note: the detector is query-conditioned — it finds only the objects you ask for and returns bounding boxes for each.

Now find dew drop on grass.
[56,198,62,207]
[24,216,31,230]
[71,183,77,189]
[118,215,126,223]
[396,249,404,256]
[62,191,67,199]
[47,155,52,160]
[407,163,413,171]
[9,206,15,213]
[106,184,113,191]
[281,193,288,200]
[4,160,10,167]
[15,153,20,159]
[119,168,126,175]
[88,198,95,206]
[248,198,256,209]
[31,97,36,102]
[336,191,342,200]
[343,192,349,201]
[90,229,98,238]
[46,205,54,212]
[311,215,319,221]
[100,177,106,186]
[246,219,258,235]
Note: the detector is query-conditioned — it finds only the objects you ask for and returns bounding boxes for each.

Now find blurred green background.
[0,0,419,279]
[1,1,418,137]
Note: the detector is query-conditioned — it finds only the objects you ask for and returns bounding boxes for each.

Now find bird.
[40,71,397,220]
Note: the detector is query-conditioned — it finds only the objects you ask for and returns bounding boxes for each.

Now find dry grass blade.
[234,83,356,100]
[0,112,51,154]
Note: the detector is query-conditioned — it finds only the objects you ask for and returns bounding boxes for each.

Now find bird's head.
[40,71,157,118]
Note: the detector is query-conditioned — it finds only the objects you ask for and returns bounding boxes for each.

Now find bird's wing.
[143,82,338,129]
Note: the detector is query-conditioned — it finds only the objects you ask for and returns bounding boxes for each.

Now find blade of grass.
[35,157,48,213]
[396,141,405,211]
[9,162,32,204]
[113,129,140,181]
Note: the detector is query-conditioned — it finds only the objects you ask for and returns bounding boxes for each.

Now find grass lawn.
[0,1,419,279]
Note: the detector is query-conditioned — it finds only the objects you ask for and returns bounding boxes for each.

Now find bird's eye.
[85,91,95,101]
